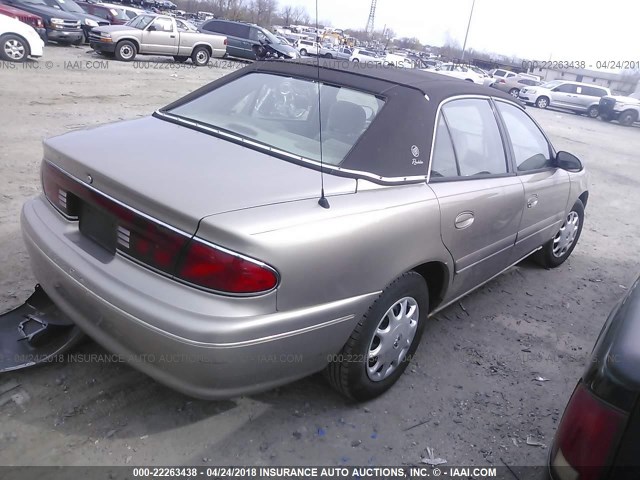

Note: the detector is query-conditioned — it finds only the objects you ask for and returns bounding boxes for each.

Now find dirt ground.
[1,46,639,470]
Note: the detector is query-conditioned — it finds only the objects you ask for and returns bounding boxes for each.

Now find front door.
[141,17,178,55]
[493,100,570,258]
[428,98,524,301]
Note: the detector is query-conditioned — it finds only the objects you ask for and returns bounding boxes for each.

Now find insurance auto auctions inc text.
[199,466,498,478]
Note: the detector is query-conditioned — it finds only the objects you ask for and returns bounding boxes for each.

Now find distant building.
[530,66,639,95]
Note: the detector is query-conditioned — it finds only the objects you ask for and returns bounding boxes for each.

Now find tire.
[619,110,638,126]
[0,34,30,62]
[324,53,333,59]
[299,48,307,56]
[325,272,429,401]
[508,88,520,98]
[173,55,189,63]
[114,40,136,62]
[191,46,210,66]
[587,106,599,118]
[535,96,549,109]
[352,58,359,62]
[534,200,584,268]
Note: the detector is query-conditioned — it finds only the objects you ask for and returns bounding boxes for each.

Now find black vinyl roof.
[160,58,521,183]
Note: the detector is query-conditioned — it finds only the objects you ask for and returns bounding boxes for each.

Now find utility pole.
[461,0,476,61]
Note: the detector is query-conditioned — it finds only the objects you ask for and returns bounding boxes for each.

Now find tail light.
[550,382,627,480]
[499,79,505,83]
[41,161,278,295]
[224,38,227,45]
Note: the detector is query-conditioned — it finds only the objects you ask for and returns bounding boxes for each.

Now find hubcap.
[367,297,419,382]
[196,51,207,63]
[589,108,598,118]
[4,39,25,60]
[553,211,579,258]
[538,98,548,108]
[510,89,519,97]
[120,45,133,59]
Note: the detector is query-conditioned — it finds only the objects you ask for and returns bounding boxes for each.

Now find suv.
[598,92,640,126]
[489,68,518,84]
[518,80,610,117]
[41,0,109,41]
[77,2,129,25]
[295,38,319,56]
[199,19,297,60]
[3,0,83,44]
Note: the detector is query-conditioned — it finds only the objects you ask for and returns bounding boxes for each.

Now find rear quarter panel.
[196,182,453,312]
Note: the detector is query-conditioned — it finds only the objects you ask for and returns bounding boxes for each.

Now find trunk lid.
[43,116,356,234]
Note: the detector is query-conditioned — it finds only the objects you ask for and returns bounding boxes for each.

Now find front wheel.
[191,46,210,66]
[299,48,307,56]
[114,40,136,62]
[535,96,549,109]
[0,34,30,62]
[508,88,520,98]
[534,200,584,268]
[619,110,638,126]
[325,272,428,401]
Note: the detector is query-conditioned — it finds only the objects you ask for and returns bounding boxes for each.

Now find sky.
[287,0,640,64]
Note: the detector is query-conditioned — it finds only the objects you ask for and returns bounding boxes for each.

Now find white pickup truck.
[89,13,227,66]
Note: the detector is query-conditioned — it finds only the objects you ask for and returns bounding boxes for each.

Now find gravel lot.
[1,46,639,469]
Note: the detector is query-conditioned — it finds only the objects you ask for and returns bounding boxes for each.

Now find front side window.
[496,102,552,172]
[149,17,173,32]
[128,15,153,29]
[167,73,385,166]
[553,83,577,93]
[441,99,507,176]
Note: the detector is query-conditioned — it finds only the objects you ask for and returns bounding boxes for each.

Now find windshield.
[52,0,85,13]
[126,15,153,29]
[21,0,49,5]
[167,73,385,166]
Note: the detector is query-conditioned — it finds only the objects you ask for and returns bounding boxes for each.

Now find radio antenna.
[315,0,330,209]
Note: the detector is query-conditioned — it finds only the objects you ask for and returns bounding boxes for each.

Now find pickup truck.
[599,92,640,126]
[89,13,226,66]
[319,45,351,60]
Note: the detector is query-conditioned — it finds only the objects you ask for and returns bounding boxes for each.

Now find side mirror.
[147,25,156,31]
[556,151,583,172]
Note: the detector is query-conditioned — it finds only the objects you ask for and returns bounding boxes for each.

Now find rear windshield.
[167,73,385,166]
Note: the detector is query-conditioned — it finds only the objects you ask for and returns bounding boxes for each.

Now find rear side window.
[496,102,552,172]
[203,20,227,34]
[582,86,607,97]
[430,116,459,178]
[494,69,506,77]
[441,99,507,176]
[228,23,250,38]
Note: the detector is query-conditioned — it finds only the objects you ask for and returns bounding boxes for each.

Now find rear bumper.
[21,196,372,399]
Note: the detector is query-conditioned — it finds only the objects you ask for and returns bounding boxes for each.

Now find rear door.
[141,16,178,54]
[550,83,578,109]
[494,100,570,258]
[428,98,525,300]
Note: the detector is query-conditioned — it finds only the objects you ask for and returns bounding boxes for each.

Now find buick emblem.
[411,145,420,158]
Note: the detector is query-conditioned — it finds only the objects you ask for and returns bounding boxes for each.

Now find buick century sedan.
[17,60,588,400]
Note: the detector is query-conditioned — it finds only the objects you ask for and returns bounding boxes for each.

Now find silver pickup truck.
[89,13,227,66]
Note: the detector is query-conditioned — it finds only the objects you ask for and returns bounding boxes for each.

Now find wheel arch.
[192,42,213,55]
[411,261,450,312]
[116,36,140,53]
[578,191,589,209]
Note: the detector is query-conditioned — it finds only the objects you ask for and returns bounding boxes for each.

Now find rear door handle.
[527,195,539,208]
[455,211,475,229]
[170,35,175,38]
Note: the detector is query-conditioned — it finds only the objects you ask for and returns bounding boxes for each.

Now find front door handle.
[170,35,175,38]
[527,195,539,208]
[455,211,475,229]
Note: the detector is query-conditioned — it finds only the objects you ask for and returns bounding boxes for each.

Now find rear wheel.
[191,46,210,66]
[534,200,584,268]
[535,96,549,109]
[508,88,520,98]
[299,48,307,56]
[114,40,136,62]
[325,272,428,401]
[619,110,638,126]
[324,52,333,59]
[0,34,29,62]
[587,106,599,118]
[352,57,359,62]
